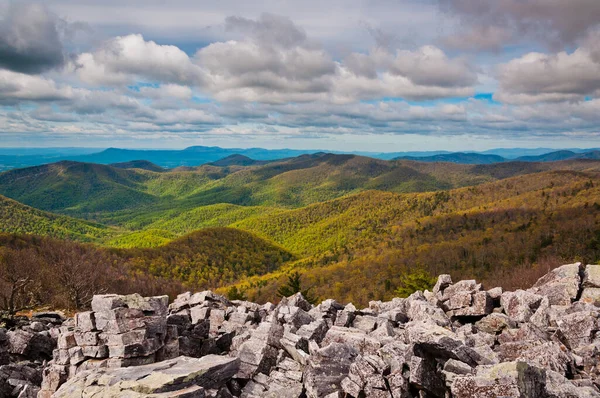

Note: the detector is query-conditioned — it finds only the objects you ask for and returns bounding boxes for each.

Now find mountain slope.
[110,160,165,172]
[0,194,112,241]
[3,155,600,226]
[0,161,157,214]
[119,227,295,288]
[395,152,505,164]
[222,169,600,304]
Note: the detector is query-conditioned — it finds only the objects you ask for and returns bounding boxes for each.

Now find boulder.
[53,355,239,397]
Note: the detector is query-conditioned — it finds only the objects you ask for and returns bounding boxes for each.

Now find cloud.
[439,0,600,50]
[75,34,204,86]
[225,13,308,48]
[138,84,193,100]
[495,41,600,104]
[197,14,477,103]
[0,69,73,104]
[0,2,66,74]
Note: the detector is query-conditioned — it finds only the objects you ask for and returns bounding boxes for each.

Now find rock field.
[2,263,600,397]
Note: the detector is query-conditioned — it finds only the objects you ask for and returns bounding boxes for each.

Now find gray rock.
[303,343,358,398]
[500,290,544,323]
[53,355,239,397]
[529,263,581,305]
[451,361,547,398]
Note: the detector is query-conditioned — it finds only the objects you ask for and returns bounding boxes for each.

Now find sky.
[1,0,600,151]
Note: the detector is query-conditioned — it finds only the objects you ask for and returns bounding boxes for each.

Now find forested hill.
[2,154,599,223]
[1,154,600,307]
[0,194,113,241]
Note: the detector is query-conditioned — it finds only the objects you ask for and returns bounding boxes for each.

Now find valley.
[1,153,600,307]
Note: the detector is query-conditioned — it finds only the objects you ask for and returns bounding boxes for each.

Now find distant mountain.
[395,152,505,164]
[209,154,270,167]
[3,153,600,226]
[2,146,600,170]
[514,150,600,162]
[577,150,600,160]
[514,150,579,162]
[110,160,165,172]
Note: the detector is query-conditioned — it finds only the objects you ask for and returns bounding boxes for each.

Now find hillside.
[0,161,156,214]
[209,154,270,167]
[0,194,112,241]
[395,152,505,164]
[110,160,165,172]
[1,155,600,307]
[118,227,294,288]
[218,169,600,304]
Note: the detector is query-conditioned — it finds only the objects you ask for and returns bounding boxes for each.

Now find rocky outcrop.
[26,262,600,397]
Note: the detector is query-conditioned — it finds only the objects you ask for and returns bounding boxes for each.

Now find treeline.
[0,227,294,314]
[119,228,294,287]
[0,234,184,315]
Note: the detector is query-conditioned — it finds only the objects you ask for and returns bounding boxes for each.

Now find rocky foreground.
[2,263,600,397]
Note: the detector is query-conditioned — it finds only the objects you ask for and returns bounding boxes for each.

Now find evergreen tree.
[277,271,317,304]
[394,269,436,298]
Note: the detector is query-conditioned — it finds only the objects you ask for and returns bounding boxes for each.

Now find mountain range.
[1,146,600,171]
[1,152,600,305]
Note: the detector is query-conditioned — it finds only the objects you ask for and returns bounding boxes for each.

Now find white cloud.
[75,34,204,86]
[495,45,600,104]
[0,69,73,103]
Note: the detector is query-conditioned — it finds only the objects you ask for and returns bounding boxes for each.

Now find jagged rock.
[500,290,544,323]
[475,313,514,334]
[451,361,548,398]
[322,326,381,354]
[18,264,600,397]
[53,355,239,397]
[405,292,450,327]
[409,355,445,397]
[556,310,600,349]
[433,274,453,296]
[406,321,493,367]
[529,263,581,305]
[303,343,358,398]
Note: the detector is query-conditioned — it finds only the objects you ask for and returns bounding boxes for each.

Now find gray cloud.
[439,0,600,50]
[495,36,600,104]
[0,2,66,74]
[225,13,307,48]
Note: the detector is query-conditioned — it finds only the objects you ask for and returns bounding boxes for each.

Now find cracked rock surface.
[5,262,599,397]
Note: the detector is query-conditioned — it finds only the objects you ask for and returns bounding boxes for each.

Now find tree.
[0,247,41,316]
[227,285,247,301]
[277,271,317,304]
[394,269,436,298]
[42,240,110,310]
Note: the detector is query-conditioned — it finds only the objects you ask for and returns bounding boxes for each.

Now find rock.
[475,313,514,334]
[322,326,381,354]
[433,274,452,296]
[352,315,378,333]
[53,355,239,397]
[500,290,543,323]
[406,321,493,366]
[74,312,96,332]
[451,361,548,398]
[556,310,600,349]
[529,263,581,305]
[303,343,358,398]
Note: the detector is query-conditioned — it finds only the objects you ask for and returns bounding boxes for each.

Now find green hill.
[219,169,600,304]
[117,227,295,288]
[5,154,597,226]
[0,194,113,241]
[1,154,600,307]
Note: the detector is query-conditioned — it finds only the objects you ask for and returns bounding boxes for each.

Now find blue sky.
[1,0,600,151]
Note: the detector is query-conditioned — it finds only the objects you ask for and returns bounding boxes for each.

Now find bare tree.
[42,241,110,310]
[0,247,41,316]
